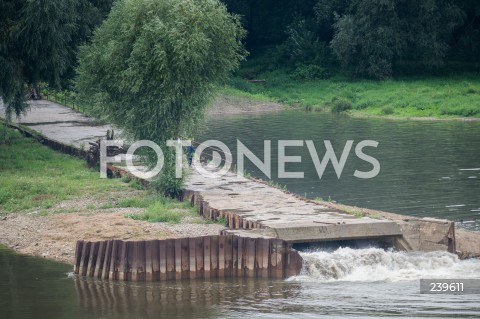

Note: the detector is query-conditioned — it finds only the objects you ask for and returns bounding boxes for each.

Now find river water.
[2,112,480,318]
[1,245,479,318]
[199,111,480,230]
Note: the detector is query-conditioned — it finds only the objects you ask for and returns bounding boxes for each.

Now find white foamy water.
[293,247,480,283]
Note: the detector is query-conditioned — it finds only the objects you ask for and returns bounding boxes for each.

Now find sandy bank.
[0,193,225,265]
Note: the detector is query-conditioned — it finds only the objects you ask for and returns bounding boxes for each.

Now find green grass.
[124,197,196,223]
[215,216,228,226]
[129,178,145,190]
[226,66,480,119]
[0,127,195,225]
[0,128,123,213]
[117,196,155,208]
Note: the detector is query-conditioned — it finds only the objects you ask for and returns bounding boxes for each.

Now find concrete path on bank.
[1,99,404,244]
[0,99,114,148]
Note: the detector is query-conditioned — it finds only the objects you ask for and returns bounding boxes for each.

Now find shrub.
[292,64,329,81]
[330,97,353,112]
[129,179,144,190]
[381,106,395,115]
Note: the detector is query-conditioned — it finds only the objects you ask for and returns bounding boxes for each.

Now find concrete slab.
[0,100,114,147]
[186,168,403,243]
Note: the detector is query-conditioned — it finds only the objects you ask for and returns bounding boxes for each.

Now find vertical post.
[102,240,113,280]
[109,240,122,280]
[188,237,196,279]
[234,215,240,229]
[135,241,146,281]
[203,236,211,279]
[74,240,84,275]
[79,241,91,277]
[119,241,132,281]
[210,236,219,278]
[93,241,105,279]
[202,201,210,219]
[87,242,99,277]
[246,238,256,278]
[271,239,285,279]
[181,238,189,280]
[236,237,245,277]
[196,237,204,279]
[159,240,167,281]
[224,235,233,278]
[232,236,238,277]
[174,239,182,280]
[218,235,225,278]
[255,238,263,278]
[127,241,136,281]
[261,239,270,278]
[166,239,175,281]
[148,240,160,281]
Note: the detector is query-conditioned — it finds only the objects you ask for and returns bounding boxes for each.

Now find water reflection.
[74,277,301,319]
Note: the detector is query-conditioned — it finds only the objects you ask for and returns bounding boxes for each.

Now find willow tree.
[75,0,246,195]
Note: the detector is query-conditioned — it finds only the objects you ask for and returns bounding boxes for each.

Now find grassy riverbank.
[0,126,225,263]
[0,127,194,222]
[225,65,480,119]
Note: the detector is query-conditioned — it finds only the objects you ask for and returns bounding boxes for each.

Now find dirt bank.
[0,195,225,265]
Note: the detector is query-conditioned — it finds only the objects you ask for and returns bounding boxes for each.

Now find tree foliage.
[0,0,113,120]
[76,0,246,195]
[329,0,463,78]
[330,0,403,79]
[223,0,479,79]
[222,0,318,50]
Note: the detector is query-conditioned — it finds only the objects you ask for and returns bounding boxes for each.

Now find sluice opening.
[292,236,400,252]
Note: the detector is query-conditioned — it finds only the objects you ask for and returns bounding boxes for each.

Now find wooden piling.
[74,235,303,282]
[74,240,84,275]
[79,241,91,277]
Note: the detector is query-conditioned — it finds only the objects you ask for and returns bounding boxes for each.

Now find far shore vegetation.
[223,57,480,119]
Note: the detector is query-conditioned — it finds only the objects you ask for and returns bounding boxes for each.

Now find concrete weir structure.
[185,170,402,243]
[184,169,455,253]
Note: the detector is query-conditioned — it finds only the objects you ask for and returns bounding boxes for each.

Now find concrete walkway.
[0,99,114,148]
[187,169,402,243]
[0,99,408,245]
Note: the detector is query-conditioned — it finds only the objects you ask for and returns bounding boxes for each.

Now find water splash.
[292,247,480,283]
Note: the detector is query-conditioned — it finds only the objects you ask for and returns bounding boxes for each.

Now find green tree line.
[3,0,479,119]
[224,0,480,78]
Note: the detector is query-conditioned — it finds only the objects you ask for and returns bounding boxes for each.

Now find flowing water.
[1,245,479,318]
[198,111,480,230]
